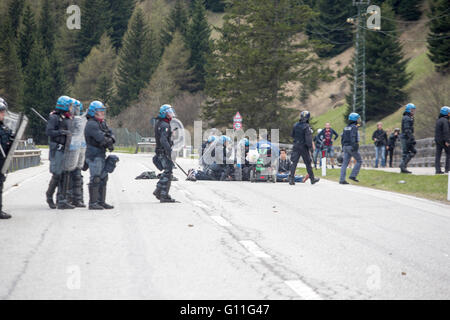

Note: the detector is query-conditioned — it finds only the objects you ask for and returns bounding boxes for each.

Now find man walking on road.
[372,122,388,168]
[0,98,14,219]
[400,103,417,174]
[289,111,320,186]
[318,123,339,169]
[386,128,400,168]
[434,106,450,174]
[340,113,363,185]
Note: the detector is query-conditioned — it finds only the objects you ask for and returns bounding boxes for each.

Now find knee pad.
[92,176,101,185]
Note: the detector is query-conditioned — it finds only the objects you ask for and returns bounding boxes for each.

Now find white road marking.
[211,216,232,227]
[179,189,192,197]
[285,280,322,300]
[193,200,208,209]
[239,240,271,259]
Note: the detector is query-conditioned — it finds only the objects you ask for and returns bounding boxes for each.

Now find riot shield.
[1,112,29,175]
[63,115,87,172]
[170,118,185,161]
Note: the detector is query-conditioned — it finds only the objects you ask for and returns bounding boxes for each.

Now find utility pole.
[348,0,370,144]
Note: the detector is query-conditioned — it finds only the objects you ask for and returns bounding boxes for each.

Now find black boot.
[0,211,11,219]
[57,172,75,210]
[88,183,104,210]
[98,179,114,209]
[153,188,162,200]
[311,177,320,185]
[46,175,59,209]
[72,172,86,208]
[289,175,295,185]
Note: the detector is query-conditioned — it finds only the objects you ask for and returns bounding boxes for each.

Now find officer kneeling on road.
[153,105,177,203]
[339,113,363,184]
[289,111,320,185]
[84,101,118,210]
[0,98,14,219]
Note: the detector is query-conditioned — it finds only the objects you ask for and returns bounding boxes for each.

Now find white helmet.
[317,129,322,134]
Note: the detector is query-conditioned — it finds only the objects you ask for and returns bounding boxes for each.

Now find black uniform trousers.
[435,143,450,173]
[290,145,314,179]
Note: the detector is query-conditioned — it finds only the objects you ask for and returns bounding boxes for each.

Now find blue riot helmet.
[207,136,217,143]
[405,103,416,113]
[159,104,176,120]
[88,101,106,117]
[56,96,73,112]
[440,106,449,116]
[348,112,361,122]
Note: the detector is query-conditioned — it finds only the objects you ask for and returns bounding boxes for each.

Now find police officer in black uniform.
[435,106,450,174]
[339,113,363,184]
[45,96,75,210]
[84,101,117,210]
[0,98,14,219]
[400,103,417,174]
[289,111,320,185]
[153,104,177,203]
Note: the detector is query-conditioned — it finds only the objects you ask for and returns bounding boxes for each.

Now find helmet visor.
[166,107,176,119]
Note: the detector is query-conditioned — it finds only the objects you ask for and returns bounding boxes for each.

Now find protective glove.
[108,145,114,152]
[60,130,72,136]
[351,143,359,153]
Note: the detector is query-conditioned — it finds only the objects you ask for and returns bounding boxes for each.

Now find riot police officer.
[67,99,87,207]
[84,101,116,210]
[289,111,320,185]
[435,106,450,174]
[400,103,417,174]
[153,105,177,203]
[0,99,14,219]
[45,96,76,210]
[339,113,363,184]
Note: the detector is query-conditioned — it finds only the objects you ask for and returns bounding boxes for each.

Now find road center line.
[239,240,271,258]
[211,216,232,227]
[285,280,322,300]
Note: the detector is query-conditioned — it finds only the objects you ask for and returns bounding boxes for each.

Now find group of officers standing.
[45,96,118,212]
[0,98,448,218]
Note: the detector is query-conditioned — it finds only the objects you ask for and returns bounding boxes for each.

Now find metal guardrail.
[6,140,42,173]
[281,138,444,168]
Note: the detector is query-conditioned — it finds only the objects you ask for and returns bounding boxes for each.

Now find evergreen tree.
[205,0,226,12]
[7,0,25,38]
[307,0,353,58]
[108,0,136,50]
[186,0,211,91]
[23,41,49,143]
[427,0,450,74]
[161,0,189,47]
[96,73,114,105]
[345,3,410,121]
[0,37,24,111]
[114,8,161,115]
[76,0,111,61]
[73,34,117,102]
[390,0,423,21]
[18,4,36,69]
[204,0,318,139]
[39,0,57,53]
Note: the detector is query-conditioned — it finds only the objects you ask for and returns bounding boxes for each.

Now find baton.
[31,107,48,123]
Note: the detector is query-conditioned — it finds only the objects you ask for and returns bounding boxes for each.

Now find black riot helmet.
[300,110,310,122]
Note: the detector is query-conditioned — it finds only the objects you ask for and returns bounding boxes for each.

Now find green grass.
[405,52,434,89]
[36,145,49,149]
[114,146,136,154]
[312,104,347,136]
[297,168,449,202]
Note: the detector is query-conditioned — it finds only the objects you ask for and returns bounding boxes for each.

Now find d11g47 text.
[179,304,270,317]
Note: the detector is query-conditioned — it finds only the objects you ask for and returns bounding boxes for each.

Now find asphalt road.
[0,153,449,299]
